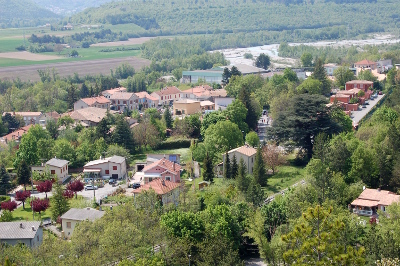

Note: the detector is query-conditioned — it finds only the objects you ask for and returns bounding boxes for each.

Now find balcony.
[353,209,373,216]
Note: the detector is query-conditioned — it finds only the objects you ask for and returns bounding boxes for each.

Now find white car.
[84,185,98,191]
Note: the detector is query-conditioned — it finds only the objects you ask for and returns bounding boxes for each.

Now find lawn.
[12,204,50,222]
[131,147,191,165]
[263,165,306,196]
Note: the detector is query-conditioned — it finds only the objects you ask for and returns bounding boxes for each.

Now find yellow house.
[173,99,201,115]
[60,208,105,238]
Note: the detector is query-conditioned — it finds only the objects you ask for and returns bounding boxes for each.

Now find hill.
[32,0,120,15]
[68,0,397,38]
[0,0,60,28]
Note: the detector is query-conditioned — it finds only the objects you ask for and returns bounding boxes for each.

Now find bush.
[157,139,193,149]
[0,210,13,222]
[0,195,11,203]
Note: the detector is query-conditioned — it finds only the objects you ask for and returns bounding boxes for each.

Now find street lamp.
[188,254,191,266]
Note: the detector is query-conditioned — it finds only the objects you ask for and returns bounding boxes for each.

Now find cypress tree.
[50,182,70,222]
[231,154,238,179]
[202,152,214,182]
[0,165,11,195]
[236,158,248,193]
[113,115,134,151]
[17,160,31,191]
[96,118,111,143]
[312,58,331,95]
[253,147,267,186]
[80,83,90,98]
[163,107,173,129]
[223,152,231,179]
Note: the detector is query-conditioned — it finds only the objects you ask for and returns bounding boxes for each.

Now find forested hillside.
[69,0,397,37]
[32,0,120,15]
[0,0,60,28]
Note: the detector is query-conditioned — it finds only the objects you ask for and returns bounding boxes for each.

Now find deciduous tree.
[17,160,31,191]
[66,180,84,199]
[262,143,286,174]
[15,190,31,209]
[30,198,49,214]
[0,200,17,212]
[50,182,70,222]
[245,131,259,147]
[36,180,53,199]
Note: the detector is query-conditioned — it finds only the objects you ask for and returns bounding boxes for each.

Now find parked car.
[109,179,117,185]
[378,91,383,95]
[362,104,367,108]
[131,183,141,189]
[84,185,98,191]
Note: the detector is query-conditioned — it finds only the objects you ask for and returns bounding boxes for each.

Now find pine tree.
[253,147,267,186]
[246,179,264,206]
[312,58,331,95]
[222,67,231,85]
[163,107,173,129]
[0,165,11,195]
[231,154,238,179]
[113,115,134,151]
[238,86,259,131]
[96,118,110,143]
[202,152,214,182]
[17,160,31,191]
[80,83,90,98]
[236,158,248,193]
[50,182,70,222]
[223,152,231,179]
[67,85,77,109]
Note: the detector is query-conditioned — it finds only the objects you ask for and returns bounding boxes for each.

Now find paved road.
[352,94,384,124]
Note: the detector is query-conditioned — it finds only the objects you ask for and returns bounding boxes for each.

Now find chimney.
[32,226,35,231]
[377,188,381,192]
[363,186,365,191]
[173,162,175,171]
[20,223,23,228]
[87,207,90,210]
[162,180,166,186]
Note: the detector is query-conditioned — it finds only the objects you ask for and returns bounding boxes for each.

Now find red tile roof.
[102,87,127,95]
[135,91,158,101]
[0,125,33,142]
[154,86,181,96]
[351,188,400,207]
[355,59,377,66]
[346,80,374,84]
[142,158,181,175]
[229,145,257,157]
[80,96,110,106]
[133,179,180,195]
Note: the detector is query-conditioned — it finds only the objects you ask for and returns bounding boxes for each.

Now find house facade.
[83,155,127,180]
[323,63,339,76]
[151,86,182,105]
[73,96,111,110]
[38,111,61,128]
[133,179,180,205]
[3,112,42,126]
[173,99,201,115]
[221,145,257,176]
[0,125,33,145]
[351,188,400,216]
[200,100,215,112]
[61,208,105,238]
[135,91,159,108]
[141,158,181,184]
[0,221,43,248]
[110,92,138,111]
[345,80,374,91]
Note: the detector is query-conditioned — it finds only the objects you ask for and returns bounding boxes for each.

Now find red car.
[378,91,383,95]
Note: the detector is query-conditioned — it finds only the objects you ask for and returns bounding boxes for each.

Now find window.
[51,170,55,174]
[123,101,127,104]
[166,176,171,181]
[66,222,71,228]
[37,236,39,241]
[105,170,109,174]
[66,165,68,170]
[149,178,153,182]
[161,96,163,100]
[130,100,132,104]
[113,166,117,170]
[61,169,62,173]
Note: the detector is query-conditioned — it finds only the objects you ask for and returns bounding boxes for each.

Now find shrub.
[1,200,17,211]
[0,210,13,222]
[0,195,11,203]
[157,139,193,149]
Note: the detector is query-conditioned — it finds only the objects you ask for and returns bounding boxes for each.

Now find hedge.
[157,139,193,150]
[0,195,11,203]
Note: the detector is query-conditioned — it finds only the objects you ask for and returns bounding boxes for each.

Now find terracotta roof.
[355,59,377,65]
[153,86,181,96]
[133,179,180,195]
[80,96,110,106]
[109,92,136,100]
[346,80,374,84]
[142,158,181,175]
[229,145,257,157]
[182,85,212,94]
[102,87,127,95]
[3,112,42,117]
[69,107,117,123]
[0,125,33,142]
[43,111,61,119]
[351,188,400,207]
[135,91,158,101]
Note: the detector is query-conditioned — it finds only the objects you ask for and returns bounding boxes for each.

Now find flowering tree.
[15,190,31,209]
[30,198,49,214]
[36,180,53,199]
[66,180,84,199]
[1,200,17,212]
[63,190,74,199]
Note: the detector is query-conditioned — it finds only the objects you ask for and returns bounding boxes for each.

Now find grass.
[12,203,50,222]
[263,165,306,196]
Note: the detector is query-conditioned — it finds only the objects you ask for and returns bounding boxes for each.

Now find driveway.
[352,94,384,124]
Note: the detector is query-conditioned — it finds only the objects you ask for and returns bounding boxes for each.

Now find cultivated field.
[91,37,155,47]
[0,51,62,61]
[0,57,151,82]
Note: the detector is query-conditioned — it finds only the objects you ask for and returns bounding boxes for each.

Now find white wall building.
[61,208,105,238]
[83,155,127,180]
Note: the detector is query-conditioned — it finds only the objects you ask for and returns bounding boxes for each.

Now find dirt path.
[0,51,62,61]
[0,57,151,82]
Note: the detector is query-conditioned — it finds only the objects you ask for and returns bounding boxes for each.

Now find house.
[135,91,159,109]
[110,92,138,111]
[221,145,257,176]
[31,158,69,183]
[345,80,374,91]
[135,154,181,172]
[350,188,400,216]
[376,59,393,73]
[38,111,61,128]
[151,86,182,105]
[3,112,42,126]
[323,63,339,76]
[173,99,201,115]
[0,125,33,145]
[102,87,127,99]
[83,155,127,180]
[67,107,117,127]
[73,96,111,111]
[60,208,105,238]
[200,100,215,112]
[214,97,235,111]
[354,59,377,70]
[181,85,213,99]
[133,179,180,205]
[0,221,43,248]
[141,158,181,184]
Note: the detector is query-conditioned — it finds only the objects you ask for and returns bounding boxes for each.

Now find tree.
[66,85,78,109]
[245,131,259,147]
[262,143,287,174]
[271,94,342,160]
[115,63,135,79]
[296,78,322,94]
[236,158,249,193]
[36,180,52,199]
[17,160,31,191]
[133,121,161,150]
[225,99,248,134]
[50,182,70,222]
[282,205,365,265]
[0,210,13,222]
[0,200,17,212]
[0,165,11,195]
[30,198,49,214]
[163,107,173,129]
[358,70,377,82]
[238,85,261,131]
[246,179,264,206]
[202,152,214,182]
[311,58,331,95]
[113,115,134,151]
[253,147,267,186]
[161,210,205,242]
[95,118,111,143]
[63,189,74,199]
[231,155,238,179]
[70,50,79,57]
[57,116,75,128]
[53,139,76,166]
[80,83,90,98]
[14,132,39,167]
[283,68,299,83]
[46,119,58,139]
[255,53,271,70]
[223,152,231,179]
[222,67,231,85]
[15,190,31,209]
[300,52,313,67]
[54,44,64,54]
[333,66,355,88]
[230,66,242,77]
[66,180,84,199]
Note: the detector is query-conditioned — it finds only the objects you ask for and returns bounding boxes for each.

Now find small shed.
[198,181,211,190]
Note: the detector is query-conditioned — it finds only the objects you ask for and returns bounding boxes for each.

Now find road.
[351,94,385,124]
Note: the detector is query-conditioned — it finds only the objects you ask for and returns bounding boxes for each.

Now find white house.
[3,112,42,126]
[221,145,257,176]
[73,96,111,111]
[150,86,182,105]
[214,97,235,111]
[135,91,159,109]
[110,92,138,111]
[83,155,127,180]
[61,208,105,238]
[31,158,69,183]
[0,221,43,248]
